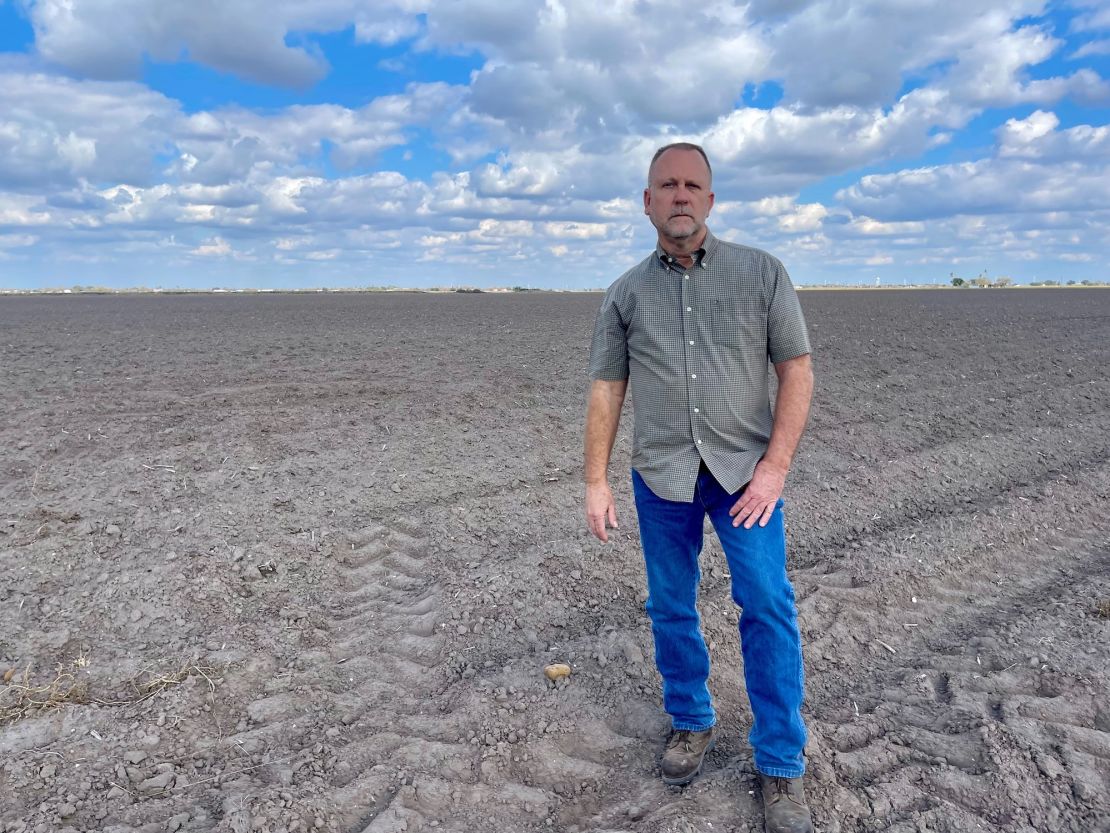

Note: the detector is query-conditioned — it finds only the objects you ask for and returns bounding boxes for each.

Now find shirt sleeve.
[588,288,629,380]
[765,258,812,363]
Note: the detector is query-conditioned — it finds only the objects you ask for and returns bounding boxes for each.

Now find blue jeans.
[631,465,807,778]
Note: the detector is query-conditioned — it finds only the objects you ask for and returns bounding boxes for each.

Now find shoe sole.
[660,738,717,786]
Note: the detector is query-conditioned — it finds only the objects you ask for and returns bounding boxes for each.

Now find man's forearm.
[763,354,814,473]
[584,379,628,484]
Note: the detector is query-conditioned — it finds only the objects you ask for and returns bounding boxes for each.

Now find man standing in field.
[584,143,815,833]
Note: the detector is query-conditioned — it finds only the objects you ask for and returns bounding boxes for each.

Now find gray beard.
[665,219,698,239]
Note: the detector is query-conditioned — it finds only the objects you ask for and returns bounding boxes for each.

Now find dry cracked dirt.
[1,288,1108,833]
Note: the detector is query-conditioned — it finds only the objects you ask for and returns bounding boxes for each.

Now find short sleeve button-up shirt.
[588,229,811,503]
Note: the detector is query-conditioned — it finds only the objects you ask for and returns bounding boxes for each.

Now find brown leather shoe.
[660,727,717,785]
[759,774,813,833]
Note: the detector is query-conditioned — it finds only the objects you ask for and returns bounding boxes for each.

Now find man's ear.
[643,187,651,215]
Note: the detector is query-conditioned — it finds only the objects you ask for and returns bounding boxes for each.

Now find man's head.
[644,143,714,249]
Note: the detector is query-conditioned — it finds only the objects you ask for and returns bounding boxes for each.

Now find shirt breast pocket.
[709,297,765,348]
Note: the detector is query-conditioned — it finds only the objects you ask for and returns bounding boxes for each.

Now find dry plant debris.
[0,660,219,725]
[0,666,88,724]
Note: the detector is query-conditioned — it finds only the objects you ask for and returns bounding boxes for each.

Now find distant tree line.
[950,272,1108,288]
[949,271,1011,288]
[950,274,1012,290]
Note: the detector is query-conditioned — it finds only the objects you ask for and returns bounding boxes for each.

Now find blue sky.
[1,0,1109,289]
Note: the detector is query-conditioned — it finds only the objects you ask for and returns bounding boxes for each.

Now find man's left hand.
[729,460,787,528]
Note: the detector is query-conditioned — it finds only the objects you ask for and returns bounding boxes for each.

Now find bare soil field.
[1,289,1107,833]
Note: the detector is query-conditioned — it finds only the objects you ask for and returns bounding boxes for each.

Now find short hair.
[648,142,713,186]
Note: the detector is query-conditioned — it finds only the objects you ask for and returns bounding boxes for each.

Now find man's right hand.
[585,481,619,542]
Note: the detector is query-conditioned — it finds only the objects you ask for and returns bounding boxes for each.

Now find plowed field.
[2,289,1107,833]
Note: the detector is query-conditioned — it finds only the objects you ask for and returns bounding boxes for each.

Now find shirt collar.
[655,228,719,268]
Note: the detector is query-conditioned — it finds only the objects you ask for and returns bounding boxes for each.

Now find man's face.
[643,149,715,246]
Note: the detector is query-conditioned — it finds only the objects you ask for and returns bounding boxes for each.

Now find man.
[584,142,815,833]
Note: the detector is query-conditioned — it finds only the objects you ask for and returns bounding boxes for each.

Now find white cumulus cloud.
[2,1,1108,288]
[192,236,232,256]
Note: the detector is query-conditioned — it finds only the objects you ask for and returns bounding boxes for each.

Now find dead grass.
[0,667,88,724]
[1,660,219,725]
[1095,598,1110,620]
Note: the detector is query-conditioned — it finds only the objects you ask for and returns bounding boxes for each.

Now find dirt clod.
[543,663,572,682]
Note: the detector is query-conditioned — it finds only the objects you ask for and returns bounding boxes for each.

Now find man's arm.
[584,378,628,542]
[729,352,814,528]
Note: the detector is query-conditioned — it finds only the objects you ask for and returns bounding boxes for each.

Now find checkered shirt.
[589,229,811,503]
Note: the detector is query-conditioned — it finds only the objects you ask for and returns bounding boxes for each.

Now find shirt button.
[686,306,692,312]
[696,439,703,445]
[684,274,690,280]
[689,340,694,345]
[691,373,696,379]
[694,407,700,413]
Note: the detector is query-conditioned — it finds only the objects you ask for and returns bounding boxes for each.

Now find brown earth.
[1,288,1108,833]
